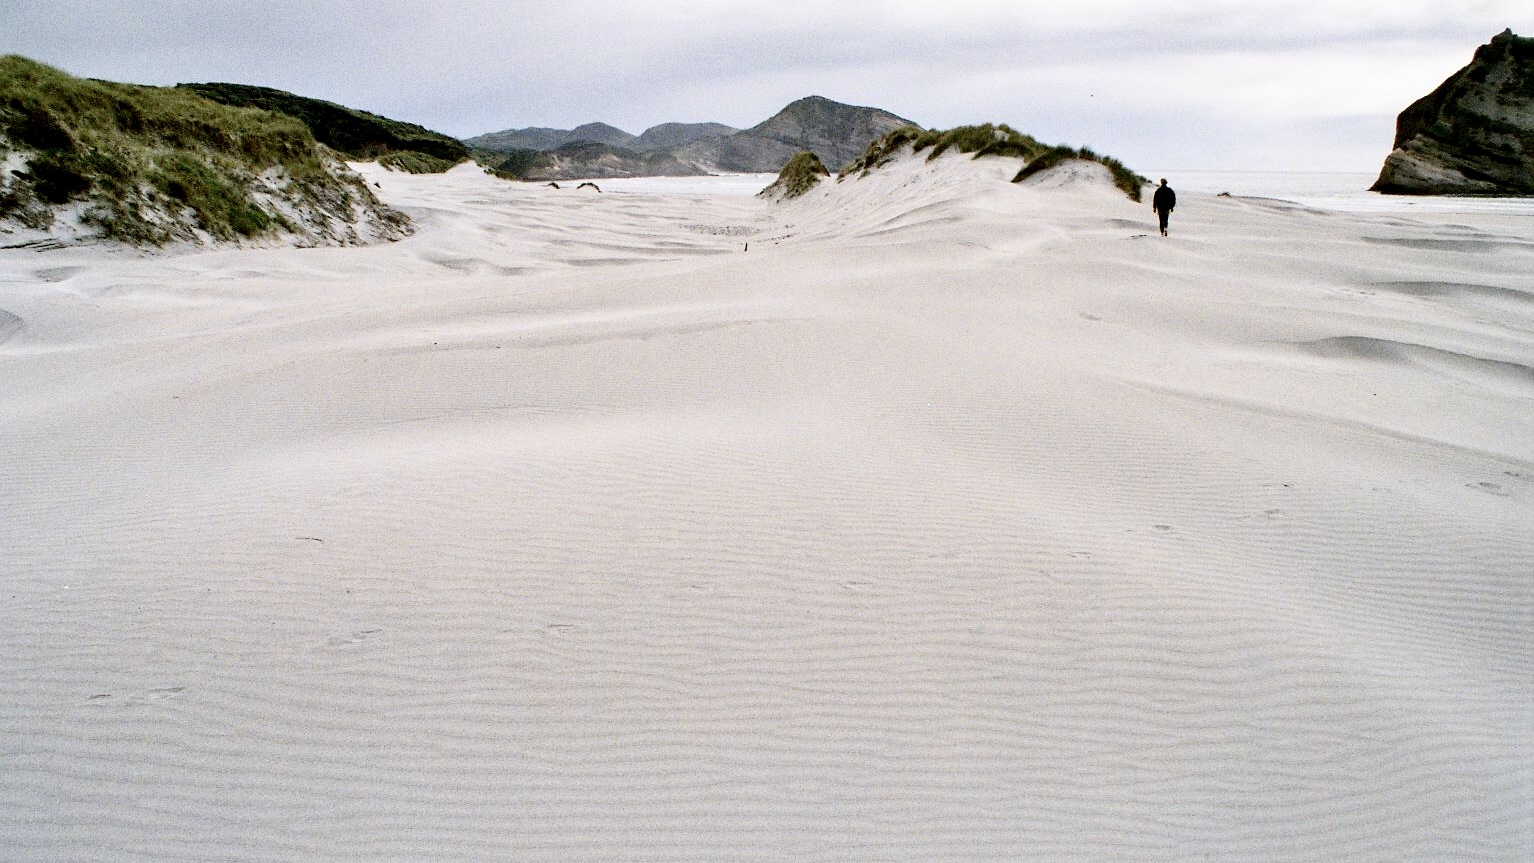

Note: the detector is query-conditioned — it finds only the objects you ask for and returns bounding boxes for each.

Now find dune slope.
[1,157,1531,862]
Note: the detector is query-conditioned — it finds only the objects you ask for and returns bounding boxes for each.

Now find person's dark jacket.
[1153,184,1176,212]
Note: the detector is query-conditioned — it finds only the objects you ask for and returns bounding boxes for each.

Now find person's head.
[1159,178,1168,186]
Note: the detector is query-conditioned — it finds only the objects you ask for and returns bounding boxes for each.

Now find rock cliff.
[1372,29,1534,195]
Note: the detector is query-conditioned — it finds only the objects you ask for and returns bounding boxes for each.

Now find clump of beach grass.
[840,124,1050,177]
[759,151,831,200]
[1013,145,1148,202]
[839,123,1146,201]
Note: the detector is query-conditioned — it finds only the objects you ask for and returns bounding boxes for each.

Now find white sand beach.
[2,154,1531,861]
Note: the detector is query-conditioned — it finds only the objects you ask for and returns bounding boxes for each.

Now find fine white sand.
[2,154,1531,862]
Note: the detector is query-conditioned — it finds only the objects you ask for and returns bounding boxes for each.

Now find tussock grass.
[840,124,1049,176]
[840,123,1146,201]
[377,150,459,174]
[1013,145,1148,202]
[176,82,467,168]
[0,55,405,244]
[759,151,830,200]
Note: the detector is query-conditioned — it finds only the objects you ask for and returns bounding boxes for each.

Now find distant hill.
[468,121,640,153]
[0,55,410,246]
[468,96,917,177]
[691,96,919,173]
[468,120,738,159]
[467,126,571,152]
[633,122,739,152]
[490,140,708,182]
[177,82,468,173]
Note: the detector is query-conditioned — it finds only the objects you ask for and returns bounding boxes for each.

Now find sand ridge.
[1,156,1531,862]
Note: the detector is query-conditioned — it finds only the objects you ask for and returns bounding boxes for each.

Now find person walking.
[1152,178,1176,237]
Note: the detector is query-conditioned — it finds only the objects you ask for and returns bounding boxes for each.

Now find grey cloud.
[2,0,1528,169]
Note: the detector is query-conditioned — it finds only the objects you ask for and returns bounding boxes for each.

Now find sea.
[590,170,1534,217]
[1141,170,1534,216]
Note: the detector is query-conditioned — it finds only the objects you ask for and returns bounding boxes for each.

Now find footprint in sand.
[325,628,382,647]
[95,686,187,705]
[33,266,85,283]
[1469,481,1510,497]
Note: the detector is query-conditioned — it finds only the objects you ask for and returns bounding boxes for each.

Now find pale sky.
[2,1,1528,172]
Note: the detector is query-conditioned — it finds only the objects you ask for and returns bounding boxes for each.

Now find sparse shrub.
[378,150,458,174]
[1013,145,1147,202]
[759,151,830,200]
[916,124,1048,162]
[840,124,1050,177]
[840,121,1145,202]
[151,152,274,239]
[1011,146,1077,181]
[0,177,52,228]
[1097,155,1147,202]
[26,150,93,203]
[3,98,76,150]
[839,126,924,176]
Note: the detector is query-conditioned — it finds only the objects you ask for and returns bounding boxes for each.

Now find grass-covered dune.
[0,55,410,246]
[758,151,831,200]
[841,124,1147,201]
[177,82,468,173]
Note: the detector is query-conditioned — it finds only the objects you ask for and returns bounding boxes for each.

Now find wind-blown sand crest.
[2,156,1530,861]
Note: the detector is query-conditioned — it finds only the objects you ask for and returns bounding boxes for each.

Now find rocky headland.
[1372,29,1534,195]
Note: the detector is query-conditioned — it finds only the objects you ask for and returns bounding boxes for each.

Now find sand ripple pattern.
[1,161,1531,862]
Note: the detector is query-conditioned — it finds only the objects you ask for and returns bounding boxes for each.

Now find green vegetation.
[485,147,555,180]
[1013,145,1148,202]
[758,151,830,200]
[0,55,407,244]
[838,123,1147,201]
[377,150,459,174]
[177,82,467,169]
[840,124,1049,176]
[912,124,1049,162]
[838,126,922,176]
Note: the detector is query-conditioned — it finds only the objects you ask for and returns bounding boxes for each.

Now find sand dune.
[1,156,1530,861]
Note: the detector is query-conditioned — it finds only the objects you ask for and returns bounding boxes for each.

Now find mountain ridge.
[472,95,919,178]
[466,121,733,155]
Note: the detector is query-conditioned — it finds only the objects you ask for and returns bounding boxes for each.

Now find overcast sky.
[3,1,1528,172]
